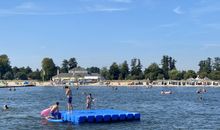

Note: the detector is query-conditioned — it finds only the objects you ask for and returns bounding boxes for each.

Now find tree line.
[0,54,220,81]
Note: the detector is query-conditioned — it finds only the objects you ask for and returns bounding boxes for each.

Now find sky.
[0,0,220,71]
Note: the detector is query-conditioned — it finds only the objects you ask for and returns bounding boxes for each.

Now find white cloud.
[0,2,128,16]
[173,6,184,15]
[85,5,128,12]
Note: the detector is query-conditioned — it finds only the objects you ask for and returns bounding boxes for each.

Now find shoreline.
[1,80,220,88]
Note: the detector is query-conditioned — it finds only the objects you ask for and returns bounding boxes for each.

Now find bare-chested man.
[65,86,73,111]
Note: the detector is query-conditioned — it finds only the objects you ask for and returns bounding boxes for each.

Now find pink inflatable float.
[41,108,51,117]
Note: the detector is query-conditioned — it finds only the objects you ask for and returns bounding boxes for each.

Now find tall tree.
[100,67,109,80]
[41,58,57,81]
[161,55,169,79]
[213,57,220,71]
[109,62,120,80]
[169,57,176,70]
[130,58,143,80]
[0,54,12,79]
[61,59,69,73]
[119,61,129,80]
[144,63,163,81]
[198,57,212,78]
[161,55,176,79]
[68,58,77,70]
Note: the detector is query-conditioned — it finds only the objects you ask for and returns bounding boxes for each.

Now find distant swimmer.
[161,90,172,95]
[3,105,9,110]
[196,88,207,94]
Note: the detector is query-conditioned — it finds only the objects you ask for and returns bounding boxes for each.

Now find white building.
[52,67,102,84]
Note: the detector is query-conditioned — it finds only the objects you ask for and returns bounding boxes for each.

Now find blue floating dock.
[58,109,140,124]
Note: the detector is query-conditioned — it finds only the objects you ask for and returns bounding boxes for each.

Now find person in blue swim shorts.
[49,102,60,119]
[65,86,73,111]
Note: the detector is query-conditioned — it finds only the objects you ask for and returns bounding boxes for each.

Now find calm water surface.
[0,86,220,130]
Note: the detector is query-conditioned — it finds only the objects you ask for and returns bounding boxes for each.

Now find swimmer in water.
[3,105,9,110]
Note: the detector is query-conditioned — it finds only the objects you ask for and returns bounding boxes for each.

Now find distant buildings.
[52,67,102,85]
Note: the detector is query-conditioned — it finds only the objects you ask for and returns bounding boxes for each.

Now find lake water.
[0,86,220,130]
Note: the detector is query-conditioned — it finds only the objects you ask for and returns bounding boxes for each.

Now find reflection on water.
[0,86,220,129]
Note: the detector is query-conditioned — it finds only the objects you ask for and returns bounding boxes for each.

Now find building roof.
[53,73,74,78]
[69,67,87,72]
[90,73,101,76]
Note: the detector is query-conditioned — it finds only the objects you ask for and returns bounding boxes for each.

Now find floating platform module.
[48,109,141,124]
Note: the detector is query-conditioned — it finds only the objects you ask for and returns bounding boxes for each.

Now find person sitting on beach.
[86,93,93,109]
[65,86,73,111]
[3,105,9,110]
[48,102,60,119]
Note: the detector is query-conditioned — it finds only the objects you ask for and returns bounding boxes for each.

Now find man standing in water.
[65,86,73,111]
[86,93,93,109]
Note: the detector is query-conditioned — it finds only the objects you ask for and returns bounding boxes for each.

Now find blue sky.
[0,0,220,71]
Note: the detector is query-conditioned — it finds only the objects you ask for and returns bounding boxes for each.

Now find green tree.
[169,57,176,70]
[168,69,182,80]
[15,72,28,80]
[109,62,120,80]
[87,67,100,74]
[68,58,77,70]
[3,71,14,80]
[119,61,129,80]
[61,59,69,73]
[184,70,197,79]
[28,69,41,80]
[198,57,212,78]
[25,66,32,74]
[144,63,163,81]
[130,58,143,80]
[209,71,220,80]
[161,55,176,79]
[100,67,109,80]
[213,57,220,71]
[161,55,169,79]
[0,54,12,79]
[41,58,57,81]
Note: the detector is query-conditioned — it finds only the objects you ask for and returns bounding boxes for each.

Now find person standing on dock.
[65,86,73,111]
